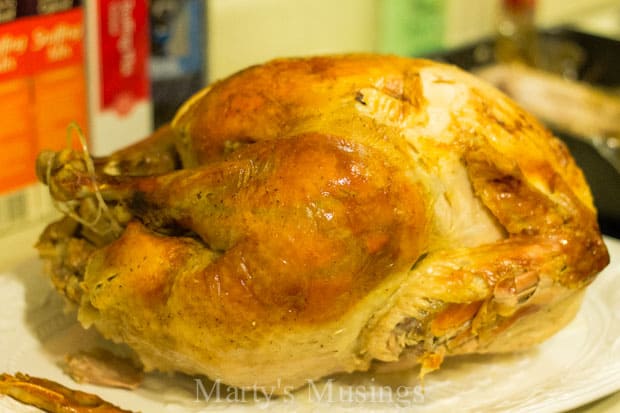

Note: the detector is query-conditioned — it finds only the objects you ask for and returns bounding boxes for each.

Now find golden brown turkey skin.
[36,55,609,391]
[83,132,427,324]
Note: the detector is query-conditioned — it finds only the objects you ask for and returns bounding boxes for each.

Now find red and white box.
[85,0,152,156]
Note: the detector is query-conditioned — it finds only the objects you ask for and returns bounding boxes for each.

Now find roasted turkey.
[35,55,609,392]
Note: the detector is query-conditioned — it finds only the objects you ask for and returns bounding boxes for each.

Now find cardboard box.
[150,0,206,127]
[85,0,152,156]
[0,6,86,234]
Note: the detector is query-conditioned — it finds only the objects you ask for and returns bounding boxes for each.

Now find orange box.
[0,7,86,194]
[0,7,87,233]
[0,16,37,193]
[0,79,37,192]
[30,7,87,153]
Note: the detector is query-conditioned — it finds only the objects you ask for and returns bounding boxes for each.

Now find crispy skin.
[0,373,134,413]
[37,55,609,391]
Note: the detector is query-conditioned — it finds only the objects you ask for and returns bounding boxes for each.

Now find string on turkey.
[44,122,123,238]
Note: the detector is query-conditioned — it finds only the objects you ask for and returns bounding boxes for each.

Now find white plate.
[1,237,620,413]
